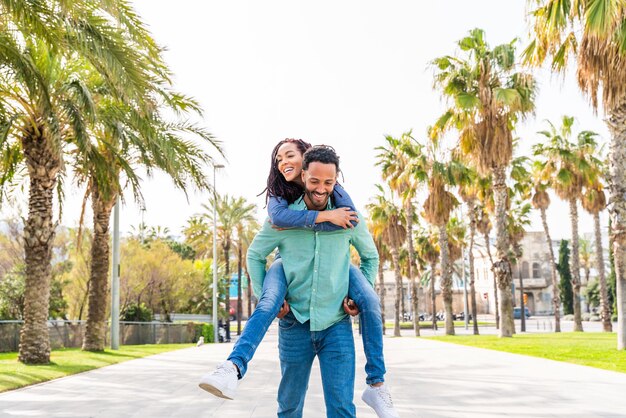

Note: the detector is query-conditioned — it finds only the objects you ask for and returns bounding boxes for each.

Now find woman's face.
[275,142,304,184]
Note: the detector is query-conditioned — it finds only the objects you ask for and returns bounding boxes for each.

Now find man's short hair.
[302,145,340,172]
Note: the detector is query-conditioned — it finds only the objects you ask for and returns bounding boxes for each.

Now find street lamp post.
[212,164,224,343]
[111,197,121,350]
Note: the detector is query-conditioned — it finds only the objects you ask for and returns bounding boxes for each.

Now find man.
[248,146,379,417]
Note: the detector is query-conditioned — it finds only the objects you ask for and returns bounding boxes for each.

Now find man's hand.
[319,207,359,229]
[343,297,359,316]
[276,300,290,318]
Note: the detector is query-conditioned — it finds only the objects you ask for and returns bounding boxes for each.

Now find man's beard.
[304,189,330,210]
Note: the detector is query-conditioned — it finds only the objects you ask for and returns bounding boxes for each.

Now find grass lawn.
[429,333,626,373]
[0,344,192,393]
[384,321,495,329]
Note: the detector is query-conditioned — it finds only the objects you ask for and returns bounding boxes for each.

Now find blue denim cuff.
[304,210,317,229]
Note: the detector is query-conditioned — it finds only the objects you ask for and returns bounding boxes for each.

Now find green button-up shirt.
[246,197,379,331]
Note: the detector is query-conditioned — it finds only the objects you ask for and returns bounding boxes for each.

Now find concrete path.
[1,324,626,417]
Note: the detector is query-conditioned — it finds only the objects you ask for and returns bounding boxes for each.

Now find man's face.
[302,161,337,210]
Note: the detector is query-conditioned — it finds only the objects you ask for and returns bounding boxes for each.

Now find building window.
[532,262,541,278]
[521,261,530,279]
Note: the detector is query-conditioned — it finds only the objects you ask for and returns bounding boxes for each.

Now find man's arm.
[349,213,379,287]
[246,220,282,297]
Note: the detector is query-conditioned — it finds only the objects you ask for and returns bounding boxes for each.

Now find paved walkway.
[1,323,626,417]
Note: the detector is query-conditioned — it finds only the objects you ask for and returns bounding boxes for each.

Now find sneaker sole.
[198,382,235,400]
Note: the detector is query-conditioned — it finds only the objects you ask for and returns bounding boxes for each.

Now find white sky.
[1,1,612,241]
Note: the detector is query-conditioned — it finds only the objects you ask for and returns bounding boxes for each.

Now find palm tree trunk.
[430,261,437,330]
[615,241,626,349]
[606,105,626,349]
[539,208,561,332]
[484,230,499,329]
[390,246,403,337]
[237,243,243,336]
[492,167,513,337]
[594,212,612,332]
[468,202,479,335]
[18,130,61,364]
[82,188,116,351]
[439,226,454,335]
[376,246,386,335]
[569,198,584,332]
[223,242,231,339]
[405,203,420,336]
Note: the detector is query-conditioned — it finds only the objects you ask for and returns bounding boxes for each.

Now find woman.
[199,139,397,418]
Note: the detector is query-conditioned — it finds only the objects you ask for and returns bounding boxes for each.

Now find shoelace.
[214,363,236,377]
[376,388,394,408]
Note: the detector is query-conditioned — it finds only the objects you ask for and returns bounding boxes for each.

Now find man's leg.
[278,314,315,418]
[228,258,288,378]
[348,264,385,385]
[317,316,356,418]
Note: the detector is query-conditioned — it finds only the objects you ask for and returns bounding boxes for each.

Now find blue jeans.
[228,262,385,385]
[277,314,355,418]
[347,265,385,385]
[227,259,288,378]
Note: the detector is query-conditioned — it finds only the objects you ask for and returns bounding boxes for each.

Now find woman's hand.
[343,297,360,316]
[317,207,359,229]
[276,300,290,318]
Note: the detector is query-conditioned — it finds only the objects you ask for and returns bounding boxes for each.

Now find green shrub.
[612,314,618,322]
[202,323,215,343]
[120,302,153,322]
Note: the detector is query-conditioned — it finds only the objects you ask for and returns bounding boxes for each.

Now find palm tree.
[376,131,426,335]
[415,229,440,330]
[203,195,256,332]
[422,159,459,335]
[507,201,532,332]
[368,218,391,335]
[579,237,593,288]
[0,1,165,363]
[525,0,626,349]
[533,116,599,332]
[530,163,562,332]
[234,218,260,334]
[456,159,481,334]
[581,178,612,331]
[79,88,221,351]
[368,185,406,337]
[432,28,537,337]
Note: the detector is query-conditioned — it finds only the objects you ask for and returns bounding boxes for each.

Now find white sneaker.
[198,360,239,400]
[361,383,400,418]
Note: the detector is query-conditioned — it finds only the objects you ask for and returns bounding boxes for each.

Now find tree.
[525,0,626,348]
[530,162,562,332]
[534,116,599,332]
[422,158,459,335]
[79,90,219,352]
[234,218,260,334]
[557,240,574,316]
[585,279,600,313]
[0,0,174,364]
[508,200,532,332]
[581,165,613,331]
[201,194,256,334]
[415,229,440,330]
[432,28,537,337]
[456,158,481,334]
[368,186,406,337]
[376,131,425,335]
[367,218,390,335]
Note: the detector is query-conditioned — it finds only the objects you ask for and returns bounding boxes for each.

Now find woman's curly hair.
[261,138,312,204]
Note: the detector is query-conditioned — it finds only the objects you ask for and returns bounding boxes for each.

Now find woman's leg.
[347,264,385,385]
[227,258,287,379]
